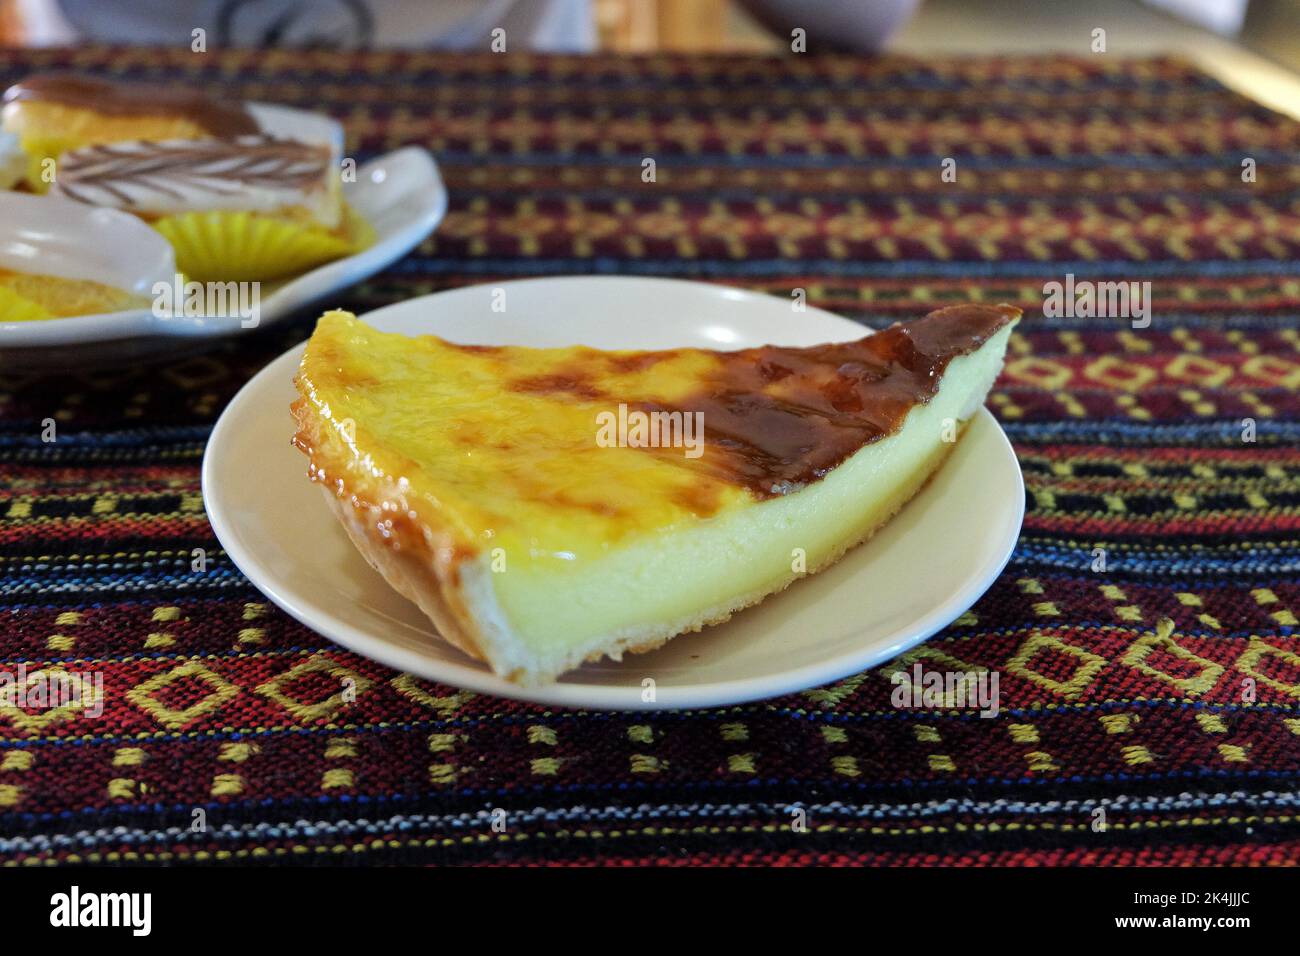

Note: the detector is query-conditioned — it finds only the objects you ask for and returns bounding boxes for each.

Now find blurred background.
[2,1,1296,114]
[0,0,1294,64]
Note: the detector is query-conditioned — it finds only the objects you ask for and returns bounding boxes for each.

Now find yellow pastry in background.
[0,191,176,324]
[0,74,245,191]
[1,73,369,282]
[0,130,26,190]
[0,270,146,322]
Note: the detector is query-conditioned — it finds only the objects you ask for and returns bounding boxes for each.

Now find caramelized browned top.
[296,306,1018,560]
[623,303,1018,496]
[4,73,259,137]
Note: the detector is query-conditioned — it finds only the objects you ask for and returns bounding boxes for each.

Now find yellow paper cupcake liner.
[0,284,54,323]
[151,204,375,283]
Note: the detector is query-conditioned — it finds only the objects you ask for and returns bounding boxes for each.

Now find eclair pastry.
[1,74,368,281]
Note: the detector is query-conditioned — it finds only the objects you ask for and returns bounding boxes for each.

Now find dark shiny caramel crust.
[502,303,1018,499]
[675,303,1019,495]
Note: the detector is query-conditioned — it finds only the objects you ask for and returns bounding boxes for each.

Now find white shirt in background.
[30,0,596,51]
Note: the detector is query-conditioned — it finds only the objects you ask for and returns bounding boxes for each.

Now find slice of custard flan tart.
[291,303,1019,684]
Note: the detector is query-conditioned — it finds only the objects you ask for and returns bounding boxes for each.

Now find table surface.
[893,0,1300,122]
[1,46,1298,866]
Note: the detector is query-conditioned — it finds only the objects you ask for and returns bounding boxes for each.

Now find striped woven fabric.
[2,47,1299,866]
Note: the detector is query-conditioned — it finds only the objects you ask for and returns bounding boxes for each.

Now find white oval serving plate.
[203,277,1024,711]
[2,143,447,369]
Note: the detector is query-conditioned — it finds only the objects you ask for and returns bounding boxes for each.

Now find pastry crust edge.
[294,383,965,685]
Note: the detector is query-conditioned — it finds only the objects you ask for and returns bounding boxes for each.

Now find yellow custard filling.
[292,306,1019,683]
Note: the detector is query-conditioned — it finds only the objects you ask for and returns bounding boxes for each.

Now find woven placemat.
[1,47,1298,865]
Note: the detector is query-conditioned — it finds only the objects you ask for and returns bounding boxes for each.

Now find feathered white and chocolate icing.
[3,73,346,229]
[52,136,341,228]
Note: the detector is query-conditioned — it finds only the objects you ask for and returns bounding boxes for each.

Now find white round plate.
[203,277,1024,711]
[3,144,447,369]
